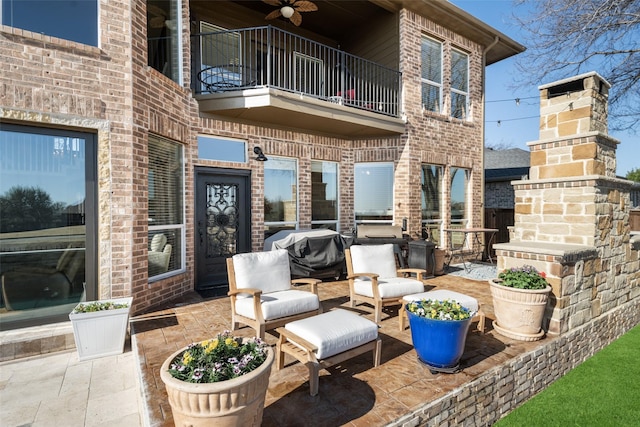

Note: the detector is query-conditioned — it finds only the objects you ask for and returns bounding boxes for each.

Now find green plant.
[497,265,549,289]
[167,331,269,383]
[72,300,130,313]
[406,299,472,320]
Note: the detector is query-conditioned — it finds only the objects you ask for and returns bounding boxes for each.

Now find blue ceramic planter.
[406,305,472,372]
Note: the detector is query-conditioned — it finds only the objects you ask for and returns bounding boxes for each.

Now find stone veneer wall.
[390,296,640,427]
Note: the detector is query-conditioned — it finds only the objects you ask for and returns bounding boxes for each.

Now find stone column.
[494,72,639,336]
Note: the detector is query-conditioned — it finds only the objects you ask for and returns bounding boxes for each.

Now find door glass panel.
[205,182,238,257]
[1,126,92,329]
[199,23,243,92]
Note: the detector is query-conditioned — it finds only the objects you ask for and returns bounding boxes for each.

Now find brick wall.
[389,296,640,426]
[399,9,484,245]
[1,4,489,318]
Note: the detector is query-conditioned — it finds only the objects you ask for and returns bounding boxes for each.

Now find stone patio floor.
[131,270,550,426]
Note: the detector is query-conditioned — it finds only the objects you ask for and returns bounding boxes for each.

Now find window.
[451,49,469,120]
[264,157,298,238]
[147,0,182,82]
[450,167,469,227]
[2,0,98,46]
[311,161,338,230]
[148,136,184,279]
[421,164,443,244]
[197,136,246,163]
[294,53,324,97]
[0,124,97,330]
[421,37,443,113]
[354,163,393,223]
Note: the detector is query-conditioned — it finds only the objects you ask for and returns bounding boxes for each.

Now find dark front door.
[195,168,251,295]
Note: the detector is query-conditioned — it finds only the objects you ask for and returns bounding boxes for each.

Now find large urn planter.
[405,299,473,374]
[489,276,552,342]
[160,333,274,427]
[69,297,133,361]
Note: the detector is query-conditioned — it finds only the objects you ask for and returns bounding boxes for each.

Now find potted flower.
[489,265,552,341]
[159,330,274,427]
[69,297,133,361]
[405,299,474,374]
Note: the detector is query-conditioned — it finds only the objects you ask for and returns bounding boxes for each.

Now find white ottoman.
[276,309,382,396]
[399,289,485,333]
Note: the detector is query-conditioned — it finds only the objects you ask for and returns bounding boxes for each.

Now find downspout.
[481,37,500,230]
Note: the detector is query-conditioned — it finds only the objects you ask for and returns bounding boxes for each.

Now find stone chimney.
[529,72,617,182]
[539,71,609,139]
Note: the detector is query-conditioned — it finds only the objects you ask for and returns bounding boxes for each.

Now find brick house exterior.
[0,0,524,329]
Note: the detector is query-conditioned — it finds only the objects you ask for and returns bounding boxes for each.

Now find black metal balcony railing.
[188,26,401,117]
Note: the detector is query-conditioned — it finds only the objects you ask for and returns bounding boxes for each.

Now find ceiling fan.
[263,0,318,26]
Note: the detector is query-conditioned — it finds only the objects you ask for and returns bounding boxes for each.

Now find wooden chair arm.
[227,288,265,324]
[291,278,321,294]
[227,288,263,297]
[397,268,427,280]
[346,272,379,280]
[347,273,380,299]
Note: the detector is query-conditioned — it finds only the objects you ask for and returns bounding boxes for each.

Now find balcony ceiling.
[229,0,523,64]
[230,0,390,42]
[196,88,406,138]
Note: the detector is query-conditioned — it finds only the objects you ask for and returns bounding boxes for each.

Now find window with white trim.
[421,164,443,244]
[354,163,394,224]
[148,136,185,279]
[450,49,469,120]
[147,0,183,83]
[311,160,338,230]
[450,167,469,227]
[2,0,98,46]
[264,157,298,238]
[421,37,443,113]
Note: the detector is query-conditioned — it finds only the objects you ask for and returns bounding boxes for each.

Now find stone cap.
[494,241,598,263]
[538,71,611,91]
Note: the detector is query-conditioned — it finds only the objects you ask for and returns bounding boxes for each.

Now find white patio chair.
[226,249,322,339]
[345,244,426,324]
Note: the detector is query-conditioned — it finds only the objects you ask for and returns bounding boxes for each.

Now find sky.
[451,0,638,177]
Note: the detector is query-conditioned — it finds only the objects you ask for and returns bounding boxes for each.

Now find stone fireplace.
[494,72,639,336]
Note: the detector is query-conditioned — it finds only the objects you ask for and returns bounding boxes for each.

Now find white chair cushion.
[285,309,378,359]
[402,289,479,314]
[350,244,397,279]
[232,249,291,295]
[150,234,167,252]
[354,277,424,299]
[235,289,319,321]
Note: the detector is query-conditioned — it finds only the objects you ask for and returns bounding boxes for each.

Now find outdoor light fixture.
[281,5,294,18]
[254,146,268,162]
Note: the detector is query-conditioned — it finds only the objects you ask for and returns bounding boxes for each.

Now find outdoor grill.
[353,224,411,267]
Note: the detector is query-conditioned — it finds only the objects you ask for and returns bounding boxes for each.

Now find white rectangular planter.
[69,297,133,361]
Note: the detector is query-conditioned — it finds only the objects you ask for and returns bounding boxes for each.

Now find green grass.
[495,324,640,426]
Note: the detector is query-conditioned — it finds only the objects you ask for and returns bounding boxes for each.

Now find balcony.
[190,26,405,138]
